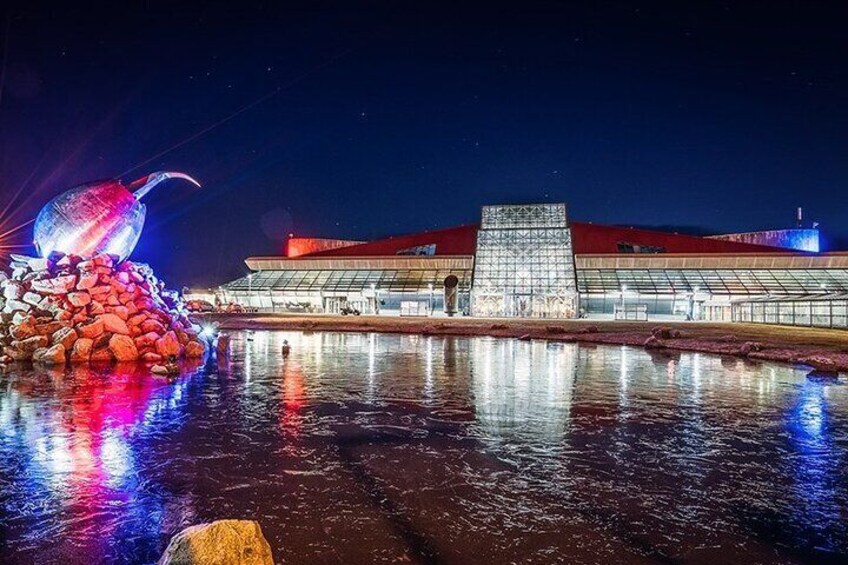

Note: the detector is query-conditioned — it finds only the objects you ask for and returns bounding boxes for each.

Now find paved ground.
[197,313,848,371]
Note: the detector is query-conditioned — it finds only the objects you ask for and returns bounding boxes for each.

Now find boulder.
[22,292,44,306]
[90,346,113,363]
[109,305,130,321]
[70,338,93,363]
[9,319,36,340]
[31,274,77,295]
[3,281,24,300]
[141,351,163,363]
[135,331,160,350]
[158,520,273,565]
[34,321,68,336]
[33,344,66,365]
[89,301,106,316]
[76,271,99,290]
[12,335,49,352]
[109,334,138,361]
[78,319,105,339]
[156,331,181,357]
[52,327,79,350]
[27,257,52,272]
[67,292,92,308]
[643,336,664,349]
[141,319,166,334]
[3,299,31,314]
[98,313,130,335]
[3,346,31,361]
[184,340,206,358]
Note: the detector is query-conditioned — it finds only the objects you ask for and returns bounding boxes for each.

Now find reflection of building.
[212,203,848,326]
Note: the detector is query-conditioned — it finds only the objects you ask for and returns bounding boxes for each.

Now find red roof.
[304,224,479,257]
[300,221,795,258]
[569,222,790,254]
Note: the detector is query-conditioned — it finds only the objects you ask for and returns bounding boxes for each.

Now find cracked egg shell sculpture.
[33,171,200,263]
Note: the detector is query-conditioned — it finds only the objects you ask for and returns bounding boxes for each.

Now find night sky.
[1,1,846,287]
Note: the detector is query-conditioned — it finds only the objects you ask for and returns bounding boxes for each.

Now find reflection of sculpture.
[33,171,200,263]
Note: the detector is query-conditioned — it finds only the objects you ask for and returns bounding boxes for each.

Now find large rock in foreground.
[0,252,206,366]
[158,520,274,565]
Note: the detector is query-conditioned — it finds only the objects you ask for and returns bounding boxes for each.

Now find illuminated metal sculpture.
[33,171,200,262]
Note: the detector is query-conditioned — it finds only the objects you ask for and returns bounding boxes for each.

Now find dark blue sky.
[1,1,846,286]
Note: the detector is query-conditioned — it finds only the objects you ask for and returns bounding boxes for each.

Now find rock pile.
[0,252,206,366]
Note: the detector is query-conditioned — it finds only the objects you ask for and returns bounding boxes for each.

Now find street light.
[247,273,254,310]
[428,283,434,316]
[370,283,378,315]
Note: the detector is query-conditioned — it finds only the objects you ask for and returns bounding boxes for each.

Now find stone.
[34,321,69,336]
[184,340,206,358]
[76,271,99,290]
[71,338,93,363]
[93,254,114,268]
[9,319,36,340]
[90,346,113,363]
[141,351,163,363]
[13,335,49,352]
[141,319,166,335]
[643,336,664,349]
[3,281,25,300]
[78,319,105,339]
[33,344,66,365]
[155,331,181,358]
[135,331,160,350]
[98,313,130,335]
[89,285,112,297]
[22,292,44,307]
[109,334,138,361]
[157,520,273,565]
[110,279,128,294]
[109,305,130,321]
[89,301,106,316]
[52,327,78,350]
[3,346,31,361]
[30,274,77,295]
[27,257,51,272]
[92,332,112,350]
[3,299,31,314]
[128,313,148,327]
[151,364,169,375]
[67,292,92,308]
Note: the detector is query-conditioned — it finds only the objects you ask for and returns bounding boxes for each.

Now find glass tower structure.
[470,204,578,318]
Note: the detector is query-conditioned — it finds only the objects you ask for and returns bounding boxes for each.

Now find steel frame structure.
[470,204,578,318]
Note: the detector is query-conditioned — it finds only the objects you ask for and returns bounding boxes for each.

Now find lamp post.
[428,283,434,316]
[247,273,254,311]
[370,283,378,315]
[620,284,627,310]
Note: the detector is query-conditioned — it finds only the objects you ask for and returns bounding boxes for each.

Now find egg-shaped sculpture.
[33,171,200,263]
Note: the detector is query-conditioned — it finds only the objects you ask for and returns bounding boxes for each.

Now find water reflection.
[0,332,846,564]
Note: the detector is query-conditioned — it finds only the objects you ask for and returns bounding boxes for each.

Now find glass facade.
[470,204,578,318]
[733,295,848,328]
[578,268,848,295]
[219,267,471,314]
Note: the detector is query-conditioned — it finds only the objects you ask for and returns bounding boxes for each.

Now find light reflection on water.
[0,332,846,564]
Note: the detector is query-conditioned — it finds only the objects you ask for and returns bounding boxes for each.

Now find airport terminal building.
[211,203,848,327]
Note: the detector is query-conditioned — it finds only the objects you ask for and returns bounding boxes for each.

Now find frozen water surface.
[0,331,847,564]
